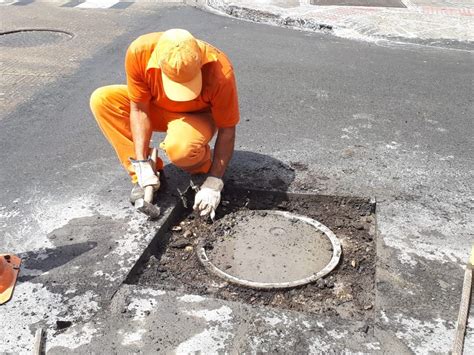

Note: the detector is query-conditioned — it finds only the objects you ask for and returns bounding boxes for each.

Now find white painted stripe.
[0,0,18,6]
[75,0,119,9]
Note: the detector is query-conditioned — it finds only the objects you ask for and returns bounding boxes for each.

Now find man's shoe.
[130,183,144,205]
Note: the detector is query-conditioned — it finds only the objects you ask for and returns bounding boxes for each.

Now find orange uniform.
[90,32,239,182]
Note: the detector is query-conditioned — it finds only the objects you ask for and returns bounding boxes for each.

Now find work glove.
[130,158,160,190]
[193,176,224,220]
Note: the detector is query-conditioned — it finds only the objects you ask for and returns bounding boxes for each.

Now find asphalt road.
[1,2,473,353]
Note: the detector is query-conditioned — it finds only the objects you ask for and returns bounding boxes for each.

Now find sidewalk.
[197,0,474,48]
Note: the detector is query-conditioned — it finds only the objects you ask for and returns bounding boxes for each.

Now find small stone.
[351,260,358,268]
[170,239,190,249]
[364,304,373,310]
[184,246,193,252]
[183,230,193,238]
[171,226,182,232]
[342,148,354,158]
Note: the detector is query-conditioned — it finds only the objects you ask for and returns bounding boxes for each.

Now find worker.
[90,29,239,219]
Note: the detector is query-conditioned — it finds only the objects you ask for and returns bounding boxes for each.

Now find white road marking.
[76,0,120,9]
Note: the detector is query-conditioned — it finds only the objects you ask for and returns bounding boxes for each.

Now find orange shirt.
[125,32,240,128]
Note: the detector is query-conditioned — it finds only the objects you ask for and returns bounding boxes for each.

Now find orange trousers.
[90,85,215,183]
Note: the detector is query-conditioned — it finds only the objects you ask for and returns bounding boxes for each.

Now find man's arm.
[130,100,152,160]
[193,126,235,219]
[209,126,236,178]
[129,100,160,189]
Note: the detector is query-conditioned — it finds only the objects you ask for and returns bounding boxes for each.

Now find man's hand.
[130,159,160,189]
[193,176,224,220]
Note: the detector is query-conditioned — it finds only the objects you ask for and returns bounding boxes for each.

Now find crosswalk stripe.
[75,0,120,9]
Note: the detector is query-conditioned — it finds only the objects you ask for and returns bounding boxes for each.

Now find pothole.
[128,188,376,319]
[198,210,341,289]
[0,29,73,48]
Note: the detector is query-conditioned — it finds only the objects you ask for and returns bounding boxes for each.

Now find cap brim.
[162,70,202,102]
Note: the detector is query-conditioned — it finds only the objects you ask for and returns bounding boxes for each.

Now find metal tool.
[134,147,161,220]
[177,179,200,208]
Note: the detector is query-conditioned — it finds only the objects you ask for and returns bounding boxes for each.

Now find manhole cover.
[197,210,341,289]
[0,29,73,48]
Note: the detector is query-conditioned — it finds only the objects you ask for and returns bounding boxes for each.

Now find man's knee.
[162,138,206,167]
[90,86,112,114]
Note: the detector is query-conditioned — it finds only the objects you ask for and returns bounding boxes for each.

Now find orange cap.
[157,29,203,102]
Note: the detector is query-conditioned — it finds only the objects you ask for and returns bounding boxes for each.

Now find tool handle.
[452,246,474,355]
[144,185,154,203]
[32,328,43,355]
[143,147,158,203]
[150,147,158,168]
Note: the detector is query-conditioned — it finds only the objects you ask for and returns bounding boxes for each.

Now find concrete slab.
[47,284,380,353]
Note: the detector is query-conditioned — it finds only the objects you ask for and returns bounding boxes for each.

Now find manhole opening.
[128,188,376,319]
[0,29,73,48]
[197,210,342,289]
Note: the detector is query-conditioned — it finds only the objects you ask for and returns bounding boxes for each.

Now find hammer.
[134,147,161,220]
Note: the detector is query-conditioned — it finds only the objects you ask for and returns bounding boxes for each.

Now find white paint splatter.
[0,282,101,353]
[175,306,234,354]
[121,328,147,346]
[127,298,158,322]
[48,323,99,351]
[178,294,206,303]
[378,200,473,266]
[387,313,455,353]
[263,316,283,327]
[327,329,347,340]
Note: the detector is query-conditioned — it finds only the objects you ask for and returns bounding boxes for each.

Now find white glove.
[130,158,160,189]
[193,176,224,220]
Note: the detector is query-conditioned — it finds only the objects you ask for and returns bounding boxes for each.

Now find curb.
[192,0,474,51]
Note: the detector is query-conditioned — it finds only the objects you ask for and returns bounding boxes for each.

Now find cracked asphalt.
[0,2,473,353]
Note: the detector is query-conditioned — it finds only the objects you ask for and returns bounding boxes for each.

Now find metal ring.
[197,210,342,290]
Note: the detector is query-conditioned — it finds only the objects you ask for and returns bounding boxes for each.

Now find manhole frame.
[197,210,342,290]
[0,28,74,47]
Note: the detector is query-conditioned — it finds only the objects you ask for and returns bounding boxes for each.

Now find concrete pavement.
[1,2,473,354]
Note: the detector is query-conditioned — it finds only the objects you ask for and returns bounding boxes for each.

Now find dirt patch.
[129,188,376,320]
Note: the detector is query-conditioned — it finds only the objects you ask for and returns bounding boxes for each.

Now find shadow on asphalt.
[18,241,97,282]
